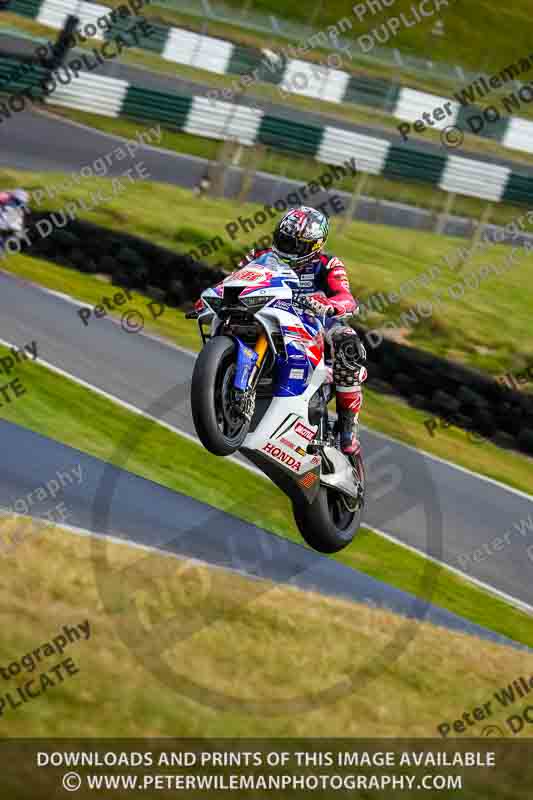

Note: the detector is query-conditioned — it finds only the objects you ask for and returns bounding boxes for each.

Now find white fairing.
[199,255,356,492]
[243,345,326,477]
[0,205,24,233]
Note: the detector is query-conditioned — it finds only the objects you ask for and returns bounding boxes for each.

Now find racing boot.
[338,410,361,456]
[336,385,362,456]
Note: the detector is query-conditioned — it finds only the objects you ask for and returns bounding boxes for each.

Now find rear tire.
[191,336,250,456]
[292,455,365,553]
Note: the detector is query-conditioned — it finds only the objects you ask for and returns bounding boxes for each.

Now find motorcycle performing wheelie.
[187,251,365,554]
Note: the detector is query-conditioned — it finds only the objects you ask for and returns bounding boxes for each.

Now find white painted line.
[364,425,533,504]
[9,270,533,503]
[35,106,212,167]
[1,278,532,617]
[365,525,533,617]
[1,327,531,619]
[0,508,272,587]
[0,510,526,650]
[1,258,532,503]
[0,269,196,361]
[0,334,264,478]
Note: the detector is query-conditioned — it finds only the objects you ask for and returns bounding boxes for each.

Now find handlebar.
[293,295,336,318]
[185,309,199,319]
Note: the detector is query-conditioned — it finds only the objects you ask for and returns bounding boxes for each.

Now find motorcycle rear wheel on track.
[292,454,365,553]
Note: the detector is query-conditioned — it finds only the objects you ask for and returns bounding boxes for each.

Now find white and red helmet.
[272,206,329,268]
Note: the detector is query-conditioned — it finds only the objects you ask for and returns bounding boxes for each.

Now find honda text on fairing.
[187,253,365,553]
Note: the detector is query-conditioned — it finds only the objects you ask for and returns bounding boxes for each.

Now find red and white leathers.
[240,248,367,455]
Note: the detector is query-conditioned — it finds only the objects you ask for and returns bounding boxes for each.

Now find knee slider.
[333,328,367,370]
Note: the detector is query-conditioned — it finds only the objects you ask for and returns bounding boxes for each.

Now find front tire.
[191,336,250,456]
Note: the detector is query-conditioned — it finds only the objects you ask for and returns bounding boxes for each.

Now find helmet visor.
[273,231,317,259]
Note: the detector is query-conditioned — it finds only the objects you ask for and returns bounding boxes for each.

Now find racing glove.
[306,293,335,317]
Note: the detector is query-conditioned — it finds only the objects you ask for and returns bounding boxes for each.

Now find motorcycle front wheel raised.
[191,335,251,456]
[292,462,365,553]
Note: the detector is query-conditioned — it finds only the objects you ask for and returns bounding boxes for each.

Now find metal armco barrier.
[2,55,533,205]
[9,0,533,158]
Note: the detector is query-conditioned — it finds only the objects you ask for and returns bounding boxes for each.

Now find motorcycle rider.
[0,189,29,252]
[197,206,367,455]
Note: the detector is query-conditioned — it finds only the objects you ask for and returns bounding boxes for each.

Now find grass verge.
[156,0,533,79]
[42,106,533,230]
[1,251,532,497]
[1,516,533,750]
[0,344,532,652]
[1,161,532,375]
[6,10,533,170]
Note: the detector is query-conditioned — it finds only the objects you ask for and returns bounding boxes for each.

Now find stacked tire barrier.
[8,0,533,158]
[24,211,533,458]
[25,212,227,306]
[355,325,533,457]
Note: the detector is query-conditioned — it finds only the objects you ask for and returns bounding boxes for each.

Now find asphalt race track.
[0,105,450,235]
[2,35,533,239]
[2,31,532,175]
[0,270,532,616]
[0,46,531,645]
[0,416,526,651]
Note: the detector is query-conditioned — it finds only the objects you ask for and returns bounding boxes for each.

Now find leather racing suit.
[0,189,29,253]
[240,247,367,454]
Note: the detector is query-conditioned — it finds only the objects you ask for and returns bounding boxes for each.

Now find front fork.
[250,332,269,384]
[232,332,269,421]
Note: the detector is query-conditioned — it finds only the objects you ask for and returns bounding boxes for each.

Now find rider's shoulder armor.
[319,253,346,270]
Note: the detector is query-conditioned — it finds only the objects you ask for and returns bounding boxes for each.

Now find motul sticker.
[294,421,315,442]
[262,443,301,472]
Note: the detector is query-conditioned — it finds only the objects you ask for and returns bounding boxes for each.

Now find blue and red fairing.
[275,309,325,398]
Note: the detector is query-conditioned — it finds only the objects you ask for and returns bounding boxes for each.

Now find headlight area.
[203,296,223,313]
[239,294,276,309]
